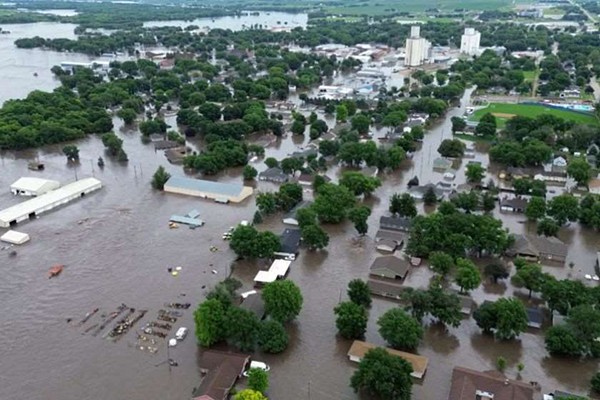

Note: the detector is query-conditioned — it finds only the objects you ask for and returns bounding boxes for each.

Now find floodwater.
[142,11,308,31]
[0,24,599,400]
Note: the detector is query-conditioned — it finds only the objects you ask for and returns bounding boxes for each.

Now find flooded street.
[0,19,599,400]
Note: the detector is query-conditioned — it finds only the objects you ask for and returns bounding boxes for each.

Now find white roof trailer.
[0,178,102,228]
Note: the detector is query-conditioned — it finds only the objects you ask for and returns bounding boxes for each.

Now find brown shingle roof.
[367,279,406,298]
[195,351,250,400]
[448,367,534,400]
[347,340,429,379]
[370,255,410,278]
[511,234,568,259]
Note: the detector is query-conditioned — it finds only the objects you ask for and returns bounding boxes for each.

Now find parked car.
[242,361,271,377]
[175,327,188,340]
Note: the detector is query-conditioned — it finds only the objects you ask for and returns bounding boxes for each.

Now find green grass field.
[522,70,538,83]
[323,0,527,15]
[470,102,599,127]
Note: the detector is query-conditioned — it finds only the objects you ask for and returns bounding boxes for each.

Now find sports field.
[470,102,599,127]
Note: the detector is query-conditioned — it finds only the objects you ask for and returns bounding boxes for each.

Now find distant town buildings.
[460,28,481,56]
[405,26,431,67]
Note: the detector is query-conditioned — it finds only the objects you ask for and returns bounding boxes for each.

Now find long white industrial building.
[0,178,102,228]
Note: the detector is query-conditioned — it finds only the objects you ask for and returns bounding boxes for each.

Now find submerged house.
[508,234,568,264]
[192,350,250,400]
[274,228,301,260]
[369,255,410,281]
[448,366,534,400]
[347,340,429,379]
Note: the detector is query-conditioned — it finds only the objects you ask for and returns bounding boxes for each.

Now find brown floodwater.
[0,37,599,399]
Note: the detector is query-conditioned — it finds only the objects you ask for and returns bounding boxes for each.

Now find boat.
[48,264,64,278]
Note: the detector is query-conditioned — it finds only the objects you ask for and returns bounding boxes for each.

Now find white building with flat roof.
[0,178,102,228]
[405,26,431,67]
[10,177,60,196]
[460,28,481,56]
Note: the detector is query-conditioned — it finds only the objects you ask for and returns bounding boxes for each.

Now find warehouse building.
[10,177,60,196]
[0,178,102,228]
[163,176,253,204]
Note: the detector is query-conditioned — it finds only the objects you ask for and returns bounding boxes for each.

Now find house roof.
[433,157,453,170]
[195,350,250,400]
[279,228,301,254]
[259,167,288,180]
[165,176,246,197]
[283,201,312,220]
[10,177,60,192]
[375,229,406,243]
[379,216,412,231]
[409,183,445,198]
[588,178,600,189]
[553,156,567,166]
[370,255,410,277]
[347,340,428,379]
[500,197,529,209]
[240,294,265,319]
[367,279,406,297]
[511,234,568,258]
[448,366,534,400]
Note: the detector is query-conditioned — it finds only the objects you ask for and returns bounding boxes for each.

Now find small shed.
[369,255,410,280]
[0,230,30,245]
[269,259,291,278]
[10,177,60,197]
[253,270,276,286]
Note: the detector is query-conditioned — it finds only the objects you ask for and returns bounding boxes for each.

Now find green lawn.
[522,70,538,83]
[470,102,599,127]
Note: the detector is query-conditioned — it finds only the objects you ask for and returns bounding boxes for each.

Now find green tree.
[378,308,423,350]
[151,166,171,190]
[258,320,289,354]
[437,139,465,158]
[537,217,559,237]
[234,389,267,400]
[547,194,579,226]
[117,108,137,124]
[334,301,368,339]
[429,251,454,276]
[347,279,372,308]
[350,348,413,400]
[451,116,467,133]
[567,158,591,187]
[230,225,281,259]
[493,298,528,340]
[291,119,306,135]
[225,307,260,351]
[262,280,303,323]
[389,193,417,218]
[452,191,479,213]
[382,110,407,130]
[256,193,278,215]
[247,368,269,393]
[541,278,590,315]
[484,263,509,283]
[351,114,371,135]
[525,197,546,221]
[62,144,79,161]
[473,301,497,334]
[455,258,481,293]
[475,113,497,137]
[312,183,356,223]
[512,264,546,298]
[591,372,600,393]
[194,299,226,347]
[545,325,583,357]
[348,205,371,235]
[296,207,317,228]
[336,104,348,122]
[466,163,485,183]
[427,286,462,327]
[339,171,381,196]
[102,132,123,156]
[243,165,257,180]
[264,157,278,168]
[423,187,438,206]
[301,224,329,250]
[280,157,303,174]
[496,356,507,372]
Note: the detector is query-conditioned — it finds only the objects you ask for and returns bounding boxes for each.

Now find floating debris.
[77,308,100,326]
[48,264,64,279]
[83,323,99,334]
[92,304,128,337]
[164,302,191,309]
